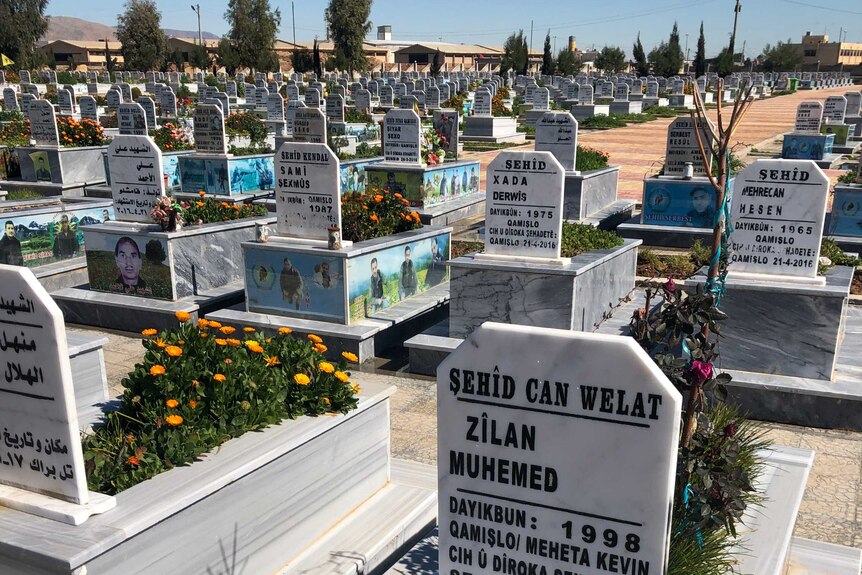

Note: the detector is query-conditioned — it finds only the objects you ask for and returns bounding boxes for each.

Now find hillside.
[41,15,220,42]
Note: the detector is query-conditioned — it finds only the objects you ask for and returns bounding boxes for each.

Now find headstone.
[730,159,828,281]
[118,103,148,136]
[432,109,460,160]
[439,82,450,103]
[354,88,371,113]
[108,134,165,222]
[413,90,426,113]
[19,70,31,83]
[535,111,578,172]
[28,100,59,147]
[646,81,659,98]
[845,92,862,117]
[136,97,157,130]
[326,94,345,124]
[304,87,322,108]
[293,107,327,144]
[0,266,92,505]
[3,88,18,112]
[79,95,98,122]
[578,84,594,105]
[484,151,564,260]
[159,87,177,117]
[57,89,74,114]
[383,108,422,165]
[106,89,121,110]
[794,101,823,133]
[426,86,441,110]
[823,96,847,124]
[614,83,630,101]
[119,83,132,103]
[267,93,285,122]
[286,83,299,101]
[532,87,550,111]
[255,87,269,109]
[20,94,35,116]
[193,104,227,155]
[275,142,341,240]
[379,85,393,107]
[245,84,256,105]
[672,79,685,95]
[665,116,713,176]
[473,88,492,117]
[438,322,681,575]
[214,92,230,116]
[285,100,306,136]
[226,80,237,98]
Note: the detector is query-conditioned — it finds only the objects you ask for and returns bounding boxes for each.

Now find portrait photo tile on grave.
[0,265,116,524]
[438,323,681,575]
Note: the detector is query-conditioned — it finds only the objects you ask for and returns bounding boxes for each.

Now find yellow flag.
[0,54,13,66]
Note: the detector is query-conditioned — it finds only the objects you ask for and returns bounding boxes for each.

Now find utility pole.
[190,4,202,46]
[530,20,534,53]
[729,0,741,56]
[292,2,297,47]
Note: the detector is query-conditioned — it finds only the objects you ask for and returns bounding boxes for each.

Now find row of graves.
[780,91,862,167]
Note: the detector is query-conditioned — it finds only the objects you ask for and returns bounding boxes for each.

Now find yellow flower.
[294,373,310,385]
[307,334,323,344]
[241,400,251,410]
[318,361,335,373]
[314,343,328,354]
[341,351,359,363]
[200,332,209,338]
[155,338,167,348]
[165,345,183,357]
[219,326,236,335]
[198,319,210,329]
[351,383,361,394]
[141,328,157,337]
[166,399,179,408]
[264,355,281,367]
[166,415,184,426]
[213,374,226,382]
[243,327,255,333]
[208,321,223,329]
[227,338,241,347]
[189,400,197,408]
[323,397,331,407]
[175,311,191,323]
[224,358,232,365]
[150,365,166,376]
[198,190,206,197]
[215,338,228,346]
[278,327,293,335]
[245,341,264,353]
[334,371,350,383]
[196,201,204,207]
[192,380,200,388]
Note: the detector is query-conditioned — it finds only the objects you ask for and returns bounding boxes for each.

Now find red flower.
[688,360,713,387]
[664,278,676,293]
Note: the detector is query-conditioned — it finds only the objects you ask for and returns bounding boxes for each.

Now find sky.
[45,0,862,58]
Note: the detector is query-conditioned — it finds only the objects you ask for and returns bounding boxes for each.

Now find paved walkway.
[87,325,862,550]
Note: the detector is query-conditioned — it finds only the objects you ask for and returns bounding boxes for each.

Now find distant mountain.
[41,16,220,43]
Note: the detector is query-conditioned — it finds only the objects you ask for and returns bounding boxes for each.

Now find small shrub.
[576,146,610,172]
[344,108,372,124]
[0,115,30,147]
[150,123,194,152]
[57,117,108,147]
[837,169,862,185]
[341,188,422,243]
[560,222,623,258]
[225,112,267,146]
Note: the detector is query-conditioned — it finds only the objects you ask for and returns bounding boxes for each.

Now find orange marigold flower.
[198,190,206,197]
[165,345,183,357]
[126,455,141,466]
[200,332,209,338]
[141,328,157,337]
[351,383,361,394]
[278,327,293,335]
[215,338,228,346]
[165,414,184,426]
[294,373,310,385]
[125,434,135,443]
[219,326,236,335]
[334,370,350,382]
[189,400,197,408]
[208,321,223,329]
[318,361,335,373]
[192,380,200,388]
[166,399,179,408]
[308,334,323,344]
[198,319,210,329]
[314,343,328,353]
[341,351,359,363]
[155,338,167,348]
[374,194,383,203]
[394,193,403,199]
[411,212,421,222]
[264,355,281,367]
[175,311,191,323]
[370,214,379,222]
[150,365,166,376]
[213,374,226,382]
[323,397,331,406]
[243,326,255,332]
[196,201,204,207]
[224,358,232,365]
[227,338,241,347]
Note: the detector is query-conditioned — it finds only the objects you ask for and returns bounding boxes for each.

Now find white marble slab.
[473,88,492,117]
[823,95,847,124]
[535,111,578,172]
[664,116,712,176]
[28,100,58,147]
[293,107,327,144]
[383,108,423,165]
[795,101,824,133]
[275,141,341,240]
[117,103,147,136]
[107,135,165,223]
[193,103,227,154]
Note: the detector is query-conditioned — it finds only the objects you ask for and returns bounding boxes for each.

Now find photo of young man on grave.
[687,186,716,229]
[280,258,304,310]
[313,261,341,288]
[367,169,423,205]
[369,257,387,313]
[31,152,52,182]
[0,220,24,266]
[103,209,111,223]
[425,238,448,287]
[52,214,79,259]
[399,245,418,299]
[86,233,172,299]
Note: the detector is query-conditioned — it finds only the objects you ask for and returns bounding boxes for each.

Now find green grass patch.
[560,222,623,258]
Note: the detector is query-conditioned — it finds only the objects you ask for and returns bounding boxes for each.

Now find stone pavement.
[85,324,862,549]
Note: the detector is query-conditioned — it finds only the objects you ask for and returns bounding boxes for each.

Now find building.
[165,37,221,68]
[792,32,862,69]
[39,40,124,70]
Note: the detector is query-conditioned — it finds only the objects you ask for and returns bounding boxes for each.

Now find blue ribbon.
[678,483,704,548]
[704,151,735,308]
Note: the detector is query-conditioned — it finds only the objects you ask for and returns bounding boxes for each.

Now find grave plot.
[828,157,862,251]
[781,100,842,168]
[461,84,526,144]
[206,138,452,363]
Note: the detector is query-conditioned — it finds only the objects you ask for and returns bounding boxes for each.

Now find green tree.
[313,39,323,77]
[555,48,581,76]
[116,0,168,71]
[695,22,706,77]
[594,46,626,73]
[430,49,443,77]
[292,48,313,73]
[715,47,735,76]
[0,0,49,71]
[105,38,118,74]
[325,0,372,74]
[224,0,281,72]
[632,33,648,76]
[501,30,528,77]
[189,44,210,71]
[761,40,803,72]
[648,22,685,77]
[216,38,241,75]
[541,31,555,75]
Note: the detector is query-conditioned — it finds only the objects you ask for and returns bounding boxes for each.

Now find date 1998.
[561,521,640,554]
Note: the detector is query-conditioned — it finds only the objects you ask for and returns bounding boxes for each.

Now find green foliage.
[0,114,30,147]
[431,49,443,77]
[632,33,649,76]
[594,45,627,73]
[575,145,610,172]
[149,123,194,152]
[224,0,281,72]
[341,188,422,243]
[649,21,685,77]
[337,142,381,161]
[541,31,555,75]
[837,169,862,185]
[225,112,267,146]
[216,38,241,75]
[4,187,42,201]
[325,0,372,73]
[501,30,529,77]
[131,86,142,100]
[228,145,274,157]
[180,194,269,225]
[145,239,166,263]
[761,40,804,73]
[560,222,623,258]
[82,320,360,494]
[188,44,211,71]
[56,71,76,85]
[555,47,580,76]
[291,48,314,73]
[344,108,372,123]
[0,0,48,70]
[715,47,735,77]
[690,239,712,270]
[695,22,706,77]
[820,238,861,274]
[116,0,168,71]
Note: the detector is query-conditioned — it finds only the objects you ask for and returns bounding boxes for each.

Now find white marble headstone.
[730,159,828,281]
[79,96,98,122]
[484,151,564,260]
[293,107,327,144]
[326,94,345,123]
[267,93,285,122]
[3,88,19,112]
[532,87,550,111]
[823,96,847,124]
[578,84,594,104]
[193,104,227,155]
[473,88,492,117]
[304,87,321,108]
[118,103,148,136]
[438,322,681,575]
[794,101,823,133]
[108,135,165,222]
[845,92,862,118]
[136,97,157,131]
[535,111,578,172]
[354,89,371,112]
[383,108,422,165]
[664,117,712,177]
[28,100,59,147]
[275,141,341,240]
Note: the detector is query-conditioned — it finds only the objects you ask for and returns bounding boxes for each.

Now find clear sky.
[46,0,862,58]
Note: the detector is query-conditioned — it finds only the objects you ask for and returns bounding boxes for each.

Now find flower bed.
[149,193,268,230]
[83,312,360,494]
